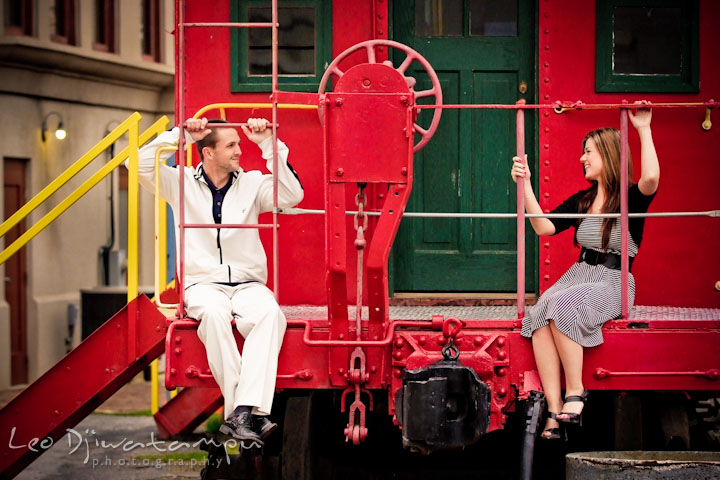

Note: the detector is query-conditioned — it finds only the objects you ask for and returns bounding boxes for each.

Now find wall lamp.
[42,111,67,141]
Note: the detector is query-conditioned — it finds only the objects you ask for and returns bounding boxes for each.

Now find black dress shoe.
[219,412,264,447]
[252,415,278,439]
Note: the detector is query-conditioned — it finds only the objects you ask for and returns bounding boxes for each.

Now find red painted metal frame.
[516,100,526,319]
[160,313,720,435]
[0,296,167,478]
[620,106,630,319]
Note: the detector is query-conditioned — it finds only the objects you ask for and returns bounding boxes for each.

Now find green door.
[392,0,536,292]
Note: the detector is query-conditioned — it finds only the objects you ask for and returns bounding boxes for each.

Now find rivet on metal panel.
[400,95,408,104]
[174,347,182,356]
[338,368,346,375]
[497,336,506,347]
[370,366,377,373]
[544,112,550,118]
[474,336,483,346]
[543,176,549,182]
[362,79,371,87]
[170,368,177,376]
[393,351,403,360]
[544,45,550,51]
[335,98,343,106]
[497,388,507,398]
[54,410,60,416]
[544,160,550,166]
[543,77,550,83]
[175,336,182,344]
[401,167,408,176]
[498,351,507,360]
[544,242,550,248]
[543,144,549,149]
[544,62,550,68]
[394,337,405,348]
[497,367,507,377]
[339,333,345,340]
[377,29,384,36]
[543,192,550,198]
[436,336,445,345]
[105,368,110,373]
[394,368,403,378]
[418,336,427,345]
[336,168,344,177]
[545,259,551,265]
[544,274,550,281]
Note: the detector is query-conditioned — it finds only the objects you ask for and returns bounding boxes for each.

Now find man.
[135,117,304,447]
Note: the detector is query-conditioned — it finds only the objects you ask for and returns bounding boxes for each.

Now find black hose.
[520,390,545,480]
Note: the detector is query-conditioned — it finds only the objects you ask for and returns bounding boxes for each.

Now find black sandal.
[540,412,561,440]
[557,390,588,425]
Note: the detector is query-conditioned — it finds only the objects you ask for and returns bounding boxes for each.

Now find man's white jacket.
[135,127,304,287]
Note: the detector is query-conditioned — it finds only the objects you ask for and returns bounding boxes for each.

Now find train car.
[1,1,719,479]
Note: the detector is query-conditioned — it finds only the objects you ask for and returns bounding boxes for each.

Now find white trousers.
[185,282,286,419]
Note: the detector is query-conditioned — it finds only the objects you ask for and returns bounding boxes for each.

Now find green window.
[231,0,332,92]
[596,0,698,93]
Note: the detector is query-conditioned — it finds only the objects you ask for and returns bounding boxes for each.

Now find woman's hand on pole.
[628,100,652,131]
[630,100,660,195]
[511,155,531,184]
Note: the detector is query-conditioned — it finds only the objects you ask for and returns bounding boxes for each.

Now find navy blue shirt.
[201,169,233,224]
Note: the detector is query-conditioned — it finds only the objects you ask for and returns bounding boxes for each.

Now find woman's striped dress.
[521,185,656,347]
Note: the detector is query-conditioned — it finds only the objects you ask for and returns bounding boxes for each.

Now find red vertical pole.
[620,104,629,319]
[176,0,186,316]
[271,0,279,300]
[516,100,526,320]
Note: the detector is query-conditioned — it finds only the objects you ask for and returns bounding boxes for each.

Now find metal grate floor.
[281,305,720,321]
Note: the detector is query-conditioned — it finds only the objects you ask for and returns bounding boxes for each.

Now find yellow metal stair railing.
[0,113,170,304]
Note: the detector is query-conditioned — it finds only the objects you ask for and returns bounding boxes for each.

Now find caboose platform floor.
[280,305,720,321]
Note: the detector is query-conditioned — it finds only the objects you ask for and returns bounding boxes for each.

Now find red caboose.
[1,1,719,479]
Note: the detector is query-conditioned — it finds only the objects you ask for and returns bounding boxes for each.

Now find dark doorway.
[4,157,28,384]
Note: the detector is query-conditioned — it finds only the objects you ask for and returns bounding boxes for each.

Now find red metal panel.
[154,387,222,439]
[164,321,334,390]
[0,296,167,479]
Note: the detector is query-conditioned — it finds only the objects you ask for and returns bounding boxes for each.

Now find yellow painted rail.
[0,114,170,304]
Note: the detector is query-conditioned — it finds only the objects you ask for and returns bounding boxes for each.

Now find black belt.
[579,247,633,271]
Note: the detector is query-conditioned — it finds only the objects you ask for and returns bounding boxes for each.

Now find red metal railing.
[174,0,281,316]
[415,100,715,321]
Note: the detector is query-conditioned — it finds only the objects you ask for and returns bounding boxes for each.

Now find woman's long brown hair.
[576,128,633,249]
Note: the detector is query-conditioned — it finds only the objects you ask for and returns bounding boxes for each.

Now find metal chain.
[353,185,368,340]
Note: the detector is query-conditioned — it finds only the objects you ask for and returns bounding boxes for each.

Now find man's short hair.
[195,119,232,161]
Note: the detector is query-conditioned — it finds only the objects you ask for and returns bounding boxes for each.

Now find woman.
[510,101,659,439]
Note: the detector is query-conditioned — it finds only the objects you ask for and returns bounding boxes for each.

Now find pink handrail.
[620,106,630,319]
[516,100,526,320]
[176,1,186,317]
[416,100,716,110]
